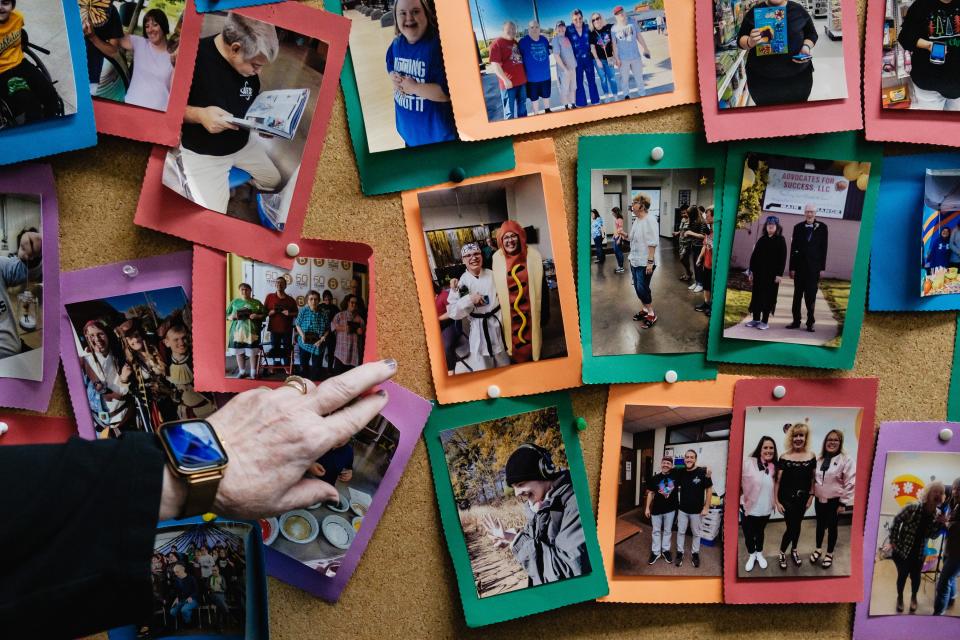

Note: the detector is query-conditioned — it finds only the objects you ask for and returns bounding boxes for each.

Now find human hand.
[775,501,784,514]
[160,360,396,520]
[470,293,485,306]
[748,28,763,47]
[449,278,459,290]
[644,508,651,519]
[806,496,814,511]
[643,49,651,59]
[917,38,933,51]
[645,265,653,275]
[614,57,621,68]
[748,273,753,284]
[701,506,710,516]
[82,19,93,37]
[308,462,326,477]
[697,258,703,267]
[199,106,239,134]
[789,270,795,279]
[120,364,133,382]
[503,78,513,90]
[390,71,403,89]
[398,75,421,95]
[17,231,41,262]
[775,276,782,284]
[338,469,353,482]
[481,514,517,548]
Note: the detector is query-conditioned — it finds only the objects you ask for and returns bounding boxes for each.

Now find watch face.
[159,421,228,472]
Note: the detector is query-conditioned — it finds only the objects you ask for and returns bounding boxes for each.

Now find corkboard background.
[49,2,949,638]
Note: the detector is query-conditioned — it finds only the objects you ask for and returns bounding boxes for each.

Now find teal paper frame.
[949,315,960,421]
[324,0,515,195]
[423,392,608,627]
[576,133,723,383]
[707,132,883,370]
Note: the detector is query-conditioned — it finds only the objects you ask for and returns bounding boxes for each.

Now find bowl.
[279,510,319,544]
[259,517,279,546]
[321,515,356,550]
[350,501,369,517]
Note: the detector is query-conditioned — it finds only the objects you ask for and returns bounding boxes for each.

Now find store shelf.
[716,49,746,102]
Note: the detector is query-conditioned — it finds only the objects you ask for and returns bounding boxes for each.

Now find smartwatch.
[157,419,229,518]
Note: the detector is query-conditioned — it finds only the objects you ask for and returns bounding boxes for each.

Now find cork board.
[47,2,950,638]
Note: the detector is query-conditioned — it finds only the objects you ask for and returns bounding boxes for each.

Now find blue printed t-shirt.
[386,33,458,148]
[518,34,552,83]
[565,24,593,63]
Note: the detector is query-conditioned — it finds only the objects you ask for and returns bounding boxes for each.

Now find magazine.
[229,89,311,140]
[754,5,788,56]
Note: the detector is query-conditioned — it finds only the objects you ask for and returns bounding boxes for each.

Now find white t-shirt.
[124,35,173,111]
[612,20,642,61]
[627,213,659,268]
[745,471,775,517]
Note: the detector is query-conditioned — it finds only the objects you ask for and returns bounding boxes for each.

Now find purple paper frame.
[59,251,193,440]
[0,164,60,411]
[853,421,960,640]
[265,380,432,601]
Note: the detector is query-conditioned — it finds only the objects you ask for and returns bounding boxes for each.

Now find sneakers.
[648,552,658,565]
[661,550,673,563]
[640,314,658,329]
[692,552,701,568]
[806,325,815,332]
[745,552,756,572]
[675,551,684,567]
[755,553,767,569]
[744,320,759,328]
[694,303,710,312]
[757,322,769,330]
[688,282,698,291]
[615,267,625,273]
[692,284,704,292]
[785,322,801,329]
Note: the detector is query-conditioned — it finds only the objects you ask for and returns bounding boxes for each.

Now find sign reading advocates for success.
[762,168,849,219]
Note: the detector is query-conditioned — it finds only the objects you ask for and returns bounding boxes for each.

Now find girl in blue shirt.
[591,209,606,265]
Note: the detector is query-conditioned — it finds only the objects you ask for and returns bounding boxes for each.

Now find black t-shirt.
[677,467,714,514]
[737,1,817,78]
[181,36,259,156]
[590,24,615,60]
[898,0,960,98]
[86,5,123,84]
[646,471,679,515]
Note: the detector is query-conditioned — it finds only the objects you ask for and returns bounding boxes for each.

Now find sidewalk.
[724,278,840,347]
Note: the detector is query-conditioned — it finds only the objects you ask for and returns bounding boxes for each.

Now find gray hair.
[222,13,279,62]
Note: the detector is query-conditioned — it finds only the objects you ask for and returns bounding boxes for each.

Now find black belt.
[470,305,502,357]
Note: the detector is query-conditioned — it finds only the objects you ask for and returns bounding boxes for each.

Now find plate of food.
[279,510,319,544]
[258,517,279,546]
[321,515,356,550]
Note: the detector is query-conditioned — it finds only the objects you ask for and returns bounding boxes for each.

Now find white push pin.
[121,264,139,278]
[650,146,664,162]
[0,422,8,436]
[487,384,501,399]
[940,428,954,443]
[664,370,678,384]
[773,385,787,399]
[285,243,300,258]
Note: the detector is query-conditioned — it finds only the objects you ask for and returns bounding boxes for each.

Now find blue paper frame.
[193,0,282,12]
[0,0,96,166]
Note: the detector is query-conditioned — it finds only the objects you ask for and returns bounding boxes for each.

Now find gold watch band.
[180,470,223,519]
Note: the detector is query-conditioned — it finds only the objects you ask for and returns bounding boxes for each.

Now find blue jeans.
[170,598,198,624]
[593,235,605,263]
[501,84,527,119]
[934,554,960,614]
[613,239,624,268]
[573,61,599,107]
[596,58,618,96]
[630,264,655,305]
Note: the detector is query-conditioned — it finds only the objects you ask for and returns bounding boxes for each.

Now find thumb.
[277,478,339,512]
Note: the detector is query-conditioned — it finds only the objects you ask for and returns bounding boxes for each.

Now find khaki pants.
[179,136,281,213]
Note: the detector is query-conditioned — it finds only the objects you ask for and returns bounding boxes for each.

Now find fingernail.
[376,389,388,398]
[382,358,397,371]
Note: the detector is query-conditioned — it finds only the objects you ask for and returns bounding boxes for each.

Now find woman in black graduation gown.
[746,215,788,329]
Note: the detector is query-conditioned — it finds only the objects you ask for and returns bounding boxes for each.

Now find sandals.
[810,550,822,565]
[910,596,919,613]
[792,549,802,567]
[778,552,787,570]
[821,553,833,569]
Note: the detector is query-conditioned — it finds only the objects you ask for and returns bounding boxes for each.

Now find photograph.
[588,167,715,354]
[224,253,369,381]
[137,521,250,638]
[869,451,960,617]
[468,1,675,122]
[737,405,861,578]
[612,404,730,577]
[722,152,870,348]
[65,285,218,439]
[0,192,43,381]
[346,0,457,153]
[712,0,847,109]
[0,0,78,130]
[921,169,960,297]
[880,0,960,111]
[440,406,590,598]
[419,173,568,375]
[162,10,330,230]
[81,0,185,112]
[264,413,400,576]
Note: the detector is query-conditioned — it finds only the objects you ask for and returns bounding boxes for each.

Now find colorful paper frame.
[723,377,878,604]
[191,241,377,393]
[694,0,863,143]
[59,251,194,440]
[133,2,350,266]
[869,152,960,312]
[0,1,96,166]
[950,315,960,422]
[597,375,744,603]
[577,133,722,384]
[423,391,608,627]
[265,380,431,601]
[0,413,75,446]
[323,0,516,196]
[435,0,698,141]
[707,132,883,369]
[194,0,282,12]
[853,421,960,639]
[0,164,61,412]
[402,138,583,404]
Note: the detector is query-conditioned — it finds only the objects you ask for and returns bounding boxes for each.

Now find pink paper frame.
[191,243,377,393]
[723,377,878,604]
[695,0,863,143]
[92,0,202,146]
[133,3,350,266]
[864,0,960,145]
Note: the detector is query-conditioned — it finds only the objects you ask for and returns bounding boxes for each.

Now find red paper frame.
[723,377,878,604]
[93,0,202,146]
[134,3,350,265]
[191,243,377,393]
[0,414,76,445]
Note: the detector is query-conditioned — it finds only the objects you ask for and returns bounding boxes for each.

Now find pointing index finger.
[309,360,397,416]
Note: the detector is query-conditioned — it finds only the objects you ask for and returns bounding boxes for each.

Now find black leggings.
[815,498,841,552]
[779,494,808,553]
[0,59,60,122]
[895,555,924,598]
[742,514,770,554]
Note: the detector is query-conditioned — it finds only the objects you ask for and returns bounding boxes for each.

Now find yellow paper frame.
[436,0,698,141]
[402,139,583,404]
[597,375,745,603]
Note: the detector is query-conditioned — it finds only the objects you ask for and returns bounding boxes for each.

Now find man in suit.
[787,203,828,332]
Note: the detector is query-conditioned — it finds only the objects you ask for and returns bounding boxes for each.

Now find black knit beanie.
[505,444,555,486]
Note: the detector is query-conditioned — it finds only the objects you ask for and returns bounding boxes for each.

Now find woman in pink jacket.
[810,429,855,569]
[740,435,778,572]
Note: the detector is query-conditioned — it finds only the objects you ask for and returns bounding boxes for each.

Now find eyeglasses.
[462,252,481,260]
[592,16,601,21]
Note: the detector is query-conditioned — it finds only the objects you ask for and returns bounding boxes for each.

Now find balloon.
[842,162,860,181]
[856,173,869,191]
[742,166,755,191]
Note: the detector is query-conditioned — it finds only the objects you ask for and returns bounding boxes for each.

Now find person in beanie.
[746,215,788,330]
[481,443,590,585]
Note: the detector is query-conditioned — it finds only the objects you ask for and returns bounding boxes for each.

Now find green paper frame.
[423,391,608,627]
[324,0,515,195]
[576,133,722,384]
[707,132,883,370]
[949,315,960,421]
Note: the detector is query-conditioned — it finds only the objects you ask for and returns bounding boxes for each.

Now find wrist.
[159,466,188,521]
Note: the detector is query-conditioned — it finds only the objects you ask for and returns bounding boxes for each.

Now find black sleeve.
[788,225,799,271]
[898,0,926,52]
[736,8,756,44]
[820,225,828,272]
[540,270,551,327]
[0,434,165,638]
[777,236,788,275]
[800,5,818,45]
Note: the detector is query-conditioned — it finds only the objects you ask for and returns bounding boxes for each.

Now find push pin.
[487,384,501,399]
[121,264,139,278]
[0,422,7,437]
[940,428,954,443]
[650,146,665,162]
[773,385,787,399]
[285,243,300,258]
[575,417,588,432]
[201,512,217,522]
[449,167,467,183]
[664,370,678,384]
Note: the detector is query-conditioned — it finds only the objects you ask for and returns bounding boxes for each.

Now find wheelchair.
[0,29,65,130]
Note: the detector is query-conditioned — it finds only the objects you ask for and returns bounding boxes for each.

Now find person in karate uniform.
[446,242,509,373]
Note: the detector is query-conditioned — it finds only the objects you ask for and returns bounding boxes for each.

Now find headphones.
[518,443,557,479]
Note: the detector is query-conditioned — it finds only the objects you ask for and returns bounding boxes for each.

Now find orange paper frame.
[436,0,698,141]
[597,375,745,603]
[402,138,582,404]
